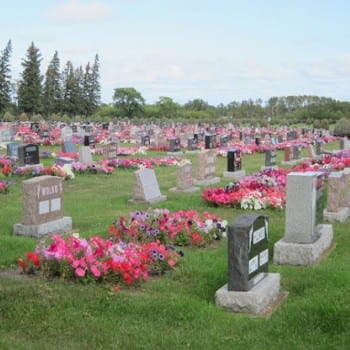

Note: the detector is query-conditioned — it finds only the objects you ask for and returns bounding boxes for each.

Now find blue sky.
[1,0,350,105]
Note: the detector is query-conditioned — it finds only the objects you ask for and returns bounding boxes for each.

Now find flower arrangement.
[109,208,227,247]
[17,209,227,290]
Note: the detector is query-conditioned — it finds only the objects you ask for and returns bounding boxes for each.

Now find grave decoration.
[18,208,226,290]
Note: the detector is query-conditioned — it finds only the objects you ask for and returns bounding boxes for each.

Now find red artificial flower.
[17,258,27,271]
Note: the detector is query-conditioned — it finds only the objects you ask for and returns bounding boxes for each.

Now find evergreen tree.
[43,50,61,116]
[17,42,43,115]
[61,61,76,116]
[83,54,101,116]
[0,40,12,114]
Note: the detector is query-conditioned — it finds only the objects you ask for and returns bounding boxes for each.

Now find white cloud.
[49,0,112,22]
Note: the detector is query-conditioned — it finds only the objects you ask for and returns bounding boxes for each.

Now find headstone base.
[261,165,278,171]
[166,151,183,156]
[13,216,73,238]
[281,160,301,166]
[55,157,74,165]
[194,177,220,186]
[323,207,349,222]
[223,170,246,180]
[17,164,43,172]
[169,186,200,193]
[215,273,281,315]
[273,224,333,266]
[185,150,198,154]
[128,195,167,205]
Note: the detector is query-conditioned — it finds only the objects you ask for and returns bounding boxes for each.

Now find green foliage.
[0,40,12,114]
[333,117,350,137]
[17,42,43,115]
[113,87,145,118]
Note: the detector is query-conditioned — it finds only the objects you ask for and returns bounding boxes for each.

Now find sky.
[1,0,350,106]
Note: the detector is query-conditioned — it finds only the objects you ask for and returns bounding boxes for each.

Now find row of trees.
[0,41,100,118]
[1,40,350,126]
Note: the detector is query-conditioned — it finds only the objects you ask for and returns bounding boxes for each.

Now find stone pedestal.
[323,207,349,223]
[223,170,246,180]
[13,217,73,238]
[215,273,281,315]
[273,224,333,266]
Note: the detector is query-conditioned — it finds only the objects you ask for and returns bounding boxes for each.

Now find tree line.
[1,40,350,126]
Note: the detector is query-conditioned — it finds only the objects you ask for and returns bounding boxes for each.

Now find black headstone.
[227,148,241,172]
[205,134,216,149]
[187,137,198,151]
[265,148,277,167]
[18,143,40,166]
[169,138,181,152]
[228,214,269,291]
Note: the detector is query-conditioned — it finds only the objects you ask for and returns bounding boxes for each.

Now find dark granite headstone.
[316,139,323,155]
[187,137,198,151]
[227,148,241,172]
[169,138,181,152]
[220,135,229,147]
[265,148,277,167]
[228,214,269,291]
[205,134,216,149]
[18,144,40,166]
[293,145,302,160]
[141,135,150,146]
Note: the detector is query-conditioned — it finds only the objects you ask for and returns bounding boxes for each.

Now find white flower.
[62,164,75,179]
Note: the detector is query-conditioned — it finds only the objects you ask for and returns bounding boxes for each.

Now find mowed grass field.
[0,143,349,350]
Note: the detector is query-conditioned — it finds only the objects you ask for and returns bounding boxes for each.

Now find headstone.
[255,137,260,146]
[194,150,220,185]
[31,122,40,133]
[265,148,277,167]
[292,145,302,160]
[307,144,316,159]
[284,146,293,162]
[13,176,72,237]
[228,214,269,291]
[62,140,76,154]
[18,143,40,166]
[273,172,333,265]
[187,137,198,151]
[78,146,93,165]
[205,133,216,149]
[169,138,181,152]
[220,135,229,147]
[316,139,323,155]
[215,214,281,315]
[7,142,20,158]
[323,172,350,222]
[0,129,12,143]
[223,148,246,180]
[128,168,166,204]
[169,163,199,193]
[102,142,118,160]
[61,126,73,142]
[141,135,151,146]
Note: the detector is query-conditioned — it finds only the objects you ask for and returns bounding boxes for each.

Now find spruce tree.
[43,50,61,116]
[0,40,12,114]
[17,42,43,115]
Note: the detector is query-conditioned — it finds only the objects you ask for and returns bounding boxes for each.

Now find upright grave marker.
[194,150,220,185]
[18,143,40,166]
[223,148,246,179]
[169,162,199,193]
[262,147,277,169]
[323,172,350,222]
[13,176,72,237]
[215,214,281,315]
[273,172,333,265]
[128,168,167,204]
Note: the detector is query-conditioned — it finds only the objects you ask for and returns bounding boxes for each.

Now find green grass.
[1,145,350,349]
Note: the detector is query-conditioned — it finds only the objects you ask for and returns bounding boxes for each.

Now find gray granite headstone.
[228,214,269,291]
[284,171,325,244]
[62,140,76,153]
[129,168,166,204]
[265,148,277,167]
[61,126,73,142]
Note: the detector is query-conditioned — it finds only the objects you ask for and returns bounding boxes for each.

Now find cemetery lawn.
[1,146,350,350]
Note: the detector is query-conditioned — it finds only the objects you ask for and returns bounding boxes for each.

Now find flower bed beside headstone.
[17,209,227,291]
